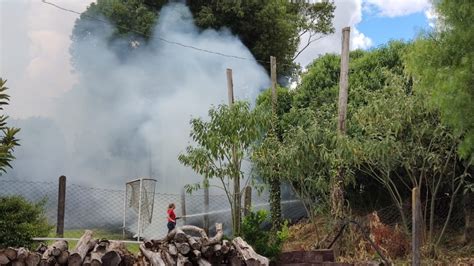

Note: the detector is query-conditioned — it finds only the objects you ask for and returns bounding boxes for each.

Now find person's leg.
[167,222,173,233]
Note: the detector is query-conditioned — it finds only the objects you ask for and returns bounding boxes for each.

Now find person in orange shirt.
[167,203,179,233]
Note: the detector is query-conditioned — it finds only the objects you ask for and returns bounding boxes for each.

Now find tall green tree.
[406,0,474,160]
[0,79,20,174]
[72,0,335,77]
[178,101,266,236]
[251,86,292,230]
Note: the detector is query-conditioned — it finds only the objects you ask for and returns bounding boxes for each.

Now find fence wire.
[0,178,307,240]
[0,178,466,246]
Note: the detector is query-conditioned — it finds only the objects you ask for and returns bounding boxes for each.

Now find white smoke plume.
[9,3,270,193]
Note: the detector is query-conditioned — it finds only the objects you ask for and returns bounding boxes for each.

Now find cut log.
[35,244,47,254]
[181,225,208,239]
[16,248,28,261]
[221,240,230,255]
[191,249,201,260]
[68,230,97,266]
[83,254,91,266]
[176,253,191,266]
[168,243,178,256]
[175,242,191,255]
[204,223,223,246]
[139,244,165,266]
[57,250,69,265]
[187,235,201,250]
[232,237,269,266]
[229,255,242,266]
[42,240,68,259]
[173,228,188,243]
[25,253,41,266]
[162,250,175,265]
[197,258,212,266]
[213,243,222,257]
[5,247,17,260]
[12,260,26,266]
[90,239,109,266]
[101,241,126,266]
[0,252,10,265]
[201,245,213,258]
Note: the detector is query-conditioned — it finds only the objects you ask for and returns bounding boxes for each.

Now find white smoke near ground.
[8,3,270,193]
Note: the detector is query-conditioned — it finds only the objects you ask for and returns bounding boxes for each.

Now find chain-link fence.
[0,178,306,240]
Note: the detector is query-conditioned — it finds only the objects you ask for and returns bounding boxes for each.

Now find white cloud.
[295,0,373,68]
[424,5,439,28]
[351,28,373,49]
[364,0,430,17]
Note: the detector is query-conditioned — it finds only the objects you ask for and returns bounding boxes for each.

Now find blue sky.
[358,11,430,47]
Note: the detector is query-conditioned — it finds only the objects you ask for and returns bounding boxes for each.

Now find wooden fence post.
[204,185,210,234]
[56,175,66,237]
[412,187,421,266]
[243,186,252,217]
[181,188,187,225]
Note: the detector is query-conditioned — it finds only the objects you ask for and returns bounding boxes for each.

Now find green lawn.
[43,229,140,254]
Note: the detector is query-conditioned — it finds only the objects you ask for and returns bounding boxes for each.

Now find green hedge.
[0,196,52,248]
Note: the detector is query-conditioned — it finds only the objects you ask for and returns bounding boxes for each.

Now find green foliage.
[72,0,335,77]
[405,0,474,160]
[0,196,52,248]
[0,79,20,174]
[179,101,267,235]
[241,210,289,260]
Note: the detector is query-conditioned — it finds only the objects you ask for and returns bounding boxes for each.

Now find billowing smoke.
[8,3,270,193]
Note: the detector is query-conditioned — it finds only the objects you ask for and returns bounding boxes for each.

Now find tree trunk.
[463,191,474,244]
[270,177,282,230]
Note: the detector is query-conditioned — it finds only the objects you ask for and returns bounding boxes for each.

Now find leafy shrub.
[241,209,289,260]
[0,196,52,248]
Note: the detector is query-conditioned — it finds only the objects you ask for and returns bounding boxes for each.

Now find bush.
[0,196,52,248]
[241,209,289,260]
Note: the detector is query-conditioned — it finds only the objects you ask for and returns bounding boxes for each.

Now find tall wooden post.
[270,56,277,113]
[412,187,422,266]
[204,183,210,234]
[56,175,66,237]
[269,56,282,230]
[181,188,187,225]
[337,27,350,134]
[227,68,240,235]
[332,27,350,220]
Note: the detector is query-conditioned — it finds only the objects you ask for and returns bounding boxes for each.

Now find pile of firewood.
[139,223,268,266]
[0,224,268,266]
[0,230,134,266]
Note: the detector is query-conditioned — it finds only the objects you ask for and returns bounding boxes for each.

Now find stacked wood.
[6,225,268,266]
[0,247,41,266]
[140,223,269,266]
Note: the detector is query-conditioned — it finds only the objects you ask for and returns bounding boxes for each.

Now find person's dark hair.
[168,203,175,209]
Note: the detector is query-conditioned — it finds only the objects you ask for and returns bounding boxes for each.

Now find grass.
[42,229,140,254]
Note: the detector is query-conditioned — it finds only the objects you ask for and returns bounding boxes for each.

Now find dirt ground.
[282,219,474,265]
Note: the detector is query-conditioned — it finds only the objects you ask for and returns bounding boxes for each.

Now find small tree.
[178,101,265,236]
[0,78,20,173]
[0,196,52,248]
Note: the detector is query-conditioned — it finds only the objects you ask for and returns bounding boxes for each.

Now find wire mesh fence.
[0,177,466,254]
[0,177,307,240]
